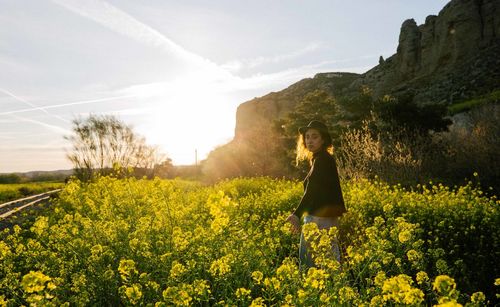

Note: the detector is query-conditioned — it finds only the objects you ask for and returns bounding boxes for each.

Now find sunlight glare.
[139,74,236,165]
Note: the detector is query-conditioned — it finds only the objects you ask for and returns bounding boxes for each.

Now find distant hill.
[16,169,73,178]
[0,169,73,183]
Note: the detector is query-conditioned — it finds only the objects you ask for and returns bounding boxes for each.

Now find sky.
[0,0,449,172]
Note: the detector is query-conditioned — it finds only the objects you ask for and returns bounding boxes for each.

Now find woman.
[286,120,346,269]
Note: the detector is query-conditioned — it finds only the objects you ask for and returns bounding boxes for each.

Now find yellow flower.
[30,216,49,236]
[304,268,328,290]
[382,253,394,265]
[433,275,456,296]
[162,286,192,306]
[124,284,142,305]
[470,292,485,304]
[370,295,384,306]
[382,274,424,305]
[263,277,281,290]
[297,289,307,304]
[351,252,365,265]
[383,204,393,213]
[192,279,211,298]
[13,225,21,234]
[21,271,52,293]
[320,293,330,303]
[252,271,263,284]
[416,271,429,285]
[90,244,103,256]
[235,287,251,299]
[369,261,381,273]
[249,297,265,307]
[374,271,386,287]
[172,227,190,252]
[0,241,10,260]
[209,255,232,278]
[276,258,299,281]
[129,238,140,251]
[374,216,385,226]
[398,230,412,243]
[407,249,420,262]
[433,301,463,307]
[170,261,187,280]
[118,259,138,280]
[339,286,358,304]
[302,223,319,241]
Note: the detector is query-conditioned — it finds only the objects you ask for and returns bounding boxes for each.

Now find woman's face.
[304,128,324,153]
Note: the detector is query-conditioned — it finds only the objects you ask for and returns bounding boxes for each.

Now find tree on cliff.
[335,88,451,137]
[65,114,166,181]
[373,92,452,136]
[275,90,342,176]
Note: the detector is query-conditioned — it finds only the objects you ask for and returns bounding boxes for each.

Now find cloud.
[0,118,17,124]
[50,0,230,78]
[73,107,153,118]
[110,107,153,116]
[0,55,34,75]
[115,56,372,103]
[217,59,371,92]
[0,146,66,153]
[221,42,323,72]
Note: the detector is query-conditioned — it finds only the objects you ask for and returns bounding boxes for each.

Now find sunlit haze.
[0,0,448,172]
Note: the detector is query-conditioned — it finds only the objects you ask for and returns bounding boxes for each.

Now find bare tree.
[65,114,165,180]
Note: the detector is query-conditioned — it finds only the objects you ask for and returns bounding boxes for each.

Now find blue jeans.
[299,215,340,270]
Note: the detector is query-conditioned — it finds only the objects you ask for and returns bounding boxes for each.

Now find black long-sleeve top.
[292,149,346,218]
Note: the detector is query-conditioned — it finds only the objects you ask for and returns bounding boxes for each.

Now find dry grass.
[337,104,499,194]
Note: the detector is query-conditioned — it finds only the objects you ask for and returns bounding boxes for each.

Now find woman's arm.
[292,179,313,218]
[285,214,300,234]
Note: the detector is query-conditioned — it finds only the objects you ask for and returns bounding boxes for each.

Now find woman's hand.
[286,214,301,235]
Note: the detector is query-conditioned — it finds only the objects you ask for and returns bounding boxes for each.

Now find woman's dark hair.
[296,127,334,165]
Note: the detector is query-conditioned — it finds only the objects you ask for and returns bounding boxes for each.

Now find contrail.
[50,0,218,70]
[0,87,70,123]
[0,94,137,116]
[7,114,72,135]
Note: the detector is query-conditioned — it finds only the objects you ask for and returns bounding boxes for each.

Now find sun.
[141,77,236,165]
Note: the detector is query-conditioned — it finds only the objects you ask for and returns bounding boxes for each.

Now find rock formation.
[357,0,500,104]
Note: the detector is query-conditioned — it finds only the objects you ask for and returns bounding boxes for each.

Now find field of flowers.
[0,182,64,203]
[0,176,498,306]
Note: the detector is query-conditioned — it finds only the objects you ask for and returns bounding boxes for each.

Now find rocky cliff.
[234,72,359,140]
[234,0,500,139]
[356,0,500,104]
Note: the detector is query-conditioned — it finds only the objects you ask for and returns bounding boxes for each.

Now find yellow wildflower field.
[0,177,498,306]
